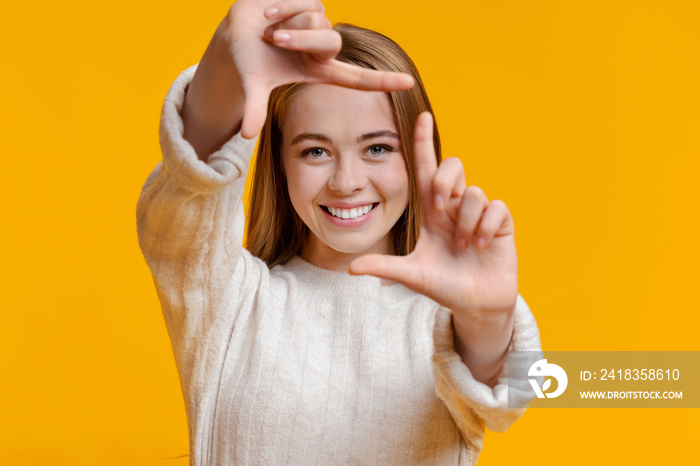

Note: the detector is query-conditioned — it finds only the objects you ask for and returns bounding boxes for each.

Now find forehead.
[282,84,397,142]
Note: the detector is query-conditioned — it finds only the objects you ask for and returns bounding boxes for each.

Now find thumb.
[241,83,270,139]
[349,254,421,289]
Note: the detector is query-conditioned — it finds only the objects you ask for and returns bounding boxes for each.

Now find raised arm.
[349,112,542,440]
[138,0,417,424]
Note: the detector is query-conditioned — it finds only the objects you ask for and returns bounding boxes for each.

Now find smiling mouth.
[321,203,377,219]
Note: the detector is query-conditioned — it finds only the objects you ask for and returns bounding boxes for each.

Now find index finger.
[413,112,438,204]
[323,60,415,91]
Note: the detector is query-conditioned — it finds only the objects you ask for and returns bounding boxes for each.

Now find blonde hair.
[246,23,441,267]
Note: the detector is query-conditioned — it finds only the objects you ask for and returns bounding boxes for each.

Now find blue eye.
[302,147,328,158]
[367,145,392,156]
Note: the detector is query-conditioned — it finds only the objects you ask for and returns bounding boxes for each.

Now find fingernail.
[265,7,278,19]
[476,237,486,249]
[457,238,467,249]
[274,31,290,43]
[434,195,444,209]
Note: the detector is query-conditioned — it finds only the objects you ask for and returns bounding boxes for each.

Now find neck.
[300,234,392,273]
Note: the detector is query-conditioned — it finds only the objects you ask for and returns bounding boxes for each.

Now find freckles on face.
[280,84,410,258]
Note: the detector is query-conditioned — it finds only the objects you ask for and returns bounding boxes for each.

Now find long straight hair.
[246,23,442,267]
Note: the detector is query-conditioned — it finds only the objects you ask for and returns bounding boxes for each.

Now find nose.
[327,156,368,194]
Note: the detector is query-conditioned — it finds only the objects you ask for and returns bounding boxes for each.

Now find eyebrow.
[289,130,400,146]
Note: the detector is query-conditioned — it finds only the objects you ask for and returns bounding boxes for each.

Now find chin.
[323,237,383,256]
[327,243,375,255]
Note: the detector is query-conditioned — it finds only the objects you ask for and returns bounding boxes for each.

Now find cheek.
[284,162,323,212]
[381,158,410,206]
[285,168,304,207]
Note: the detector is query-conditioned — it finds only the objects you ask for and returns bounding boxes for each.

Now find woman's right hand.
[183,0,415,159]
[229,0,414,138]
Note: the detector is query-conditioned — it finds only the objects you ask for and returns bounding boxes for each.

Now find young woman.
[137,0,541,464]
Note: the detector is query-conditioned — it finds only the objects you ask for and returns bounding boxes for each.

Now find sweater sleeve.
[431,295,541,451]
[136,65,264,400]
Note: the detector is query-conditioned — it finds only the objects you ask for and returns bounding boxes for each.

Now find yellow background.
[1,0,698,464]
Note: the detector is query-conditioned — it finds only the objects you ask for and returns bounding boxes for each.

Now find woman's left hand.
[349,112,518,383]
[350,111,518,319]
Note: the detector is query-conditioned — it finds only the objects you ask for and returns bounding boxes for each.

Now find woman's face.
[281,84,410,266]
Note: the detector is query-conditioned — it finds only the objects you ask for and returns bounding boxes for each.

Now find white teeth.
[326,204,374,219]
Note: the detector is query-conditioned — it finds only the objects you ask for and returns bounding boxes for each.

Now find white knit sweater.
[136,65,542,465]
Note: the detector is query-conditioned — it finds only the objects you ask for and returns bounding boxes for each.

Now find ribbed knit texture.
[136,65,542,465]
